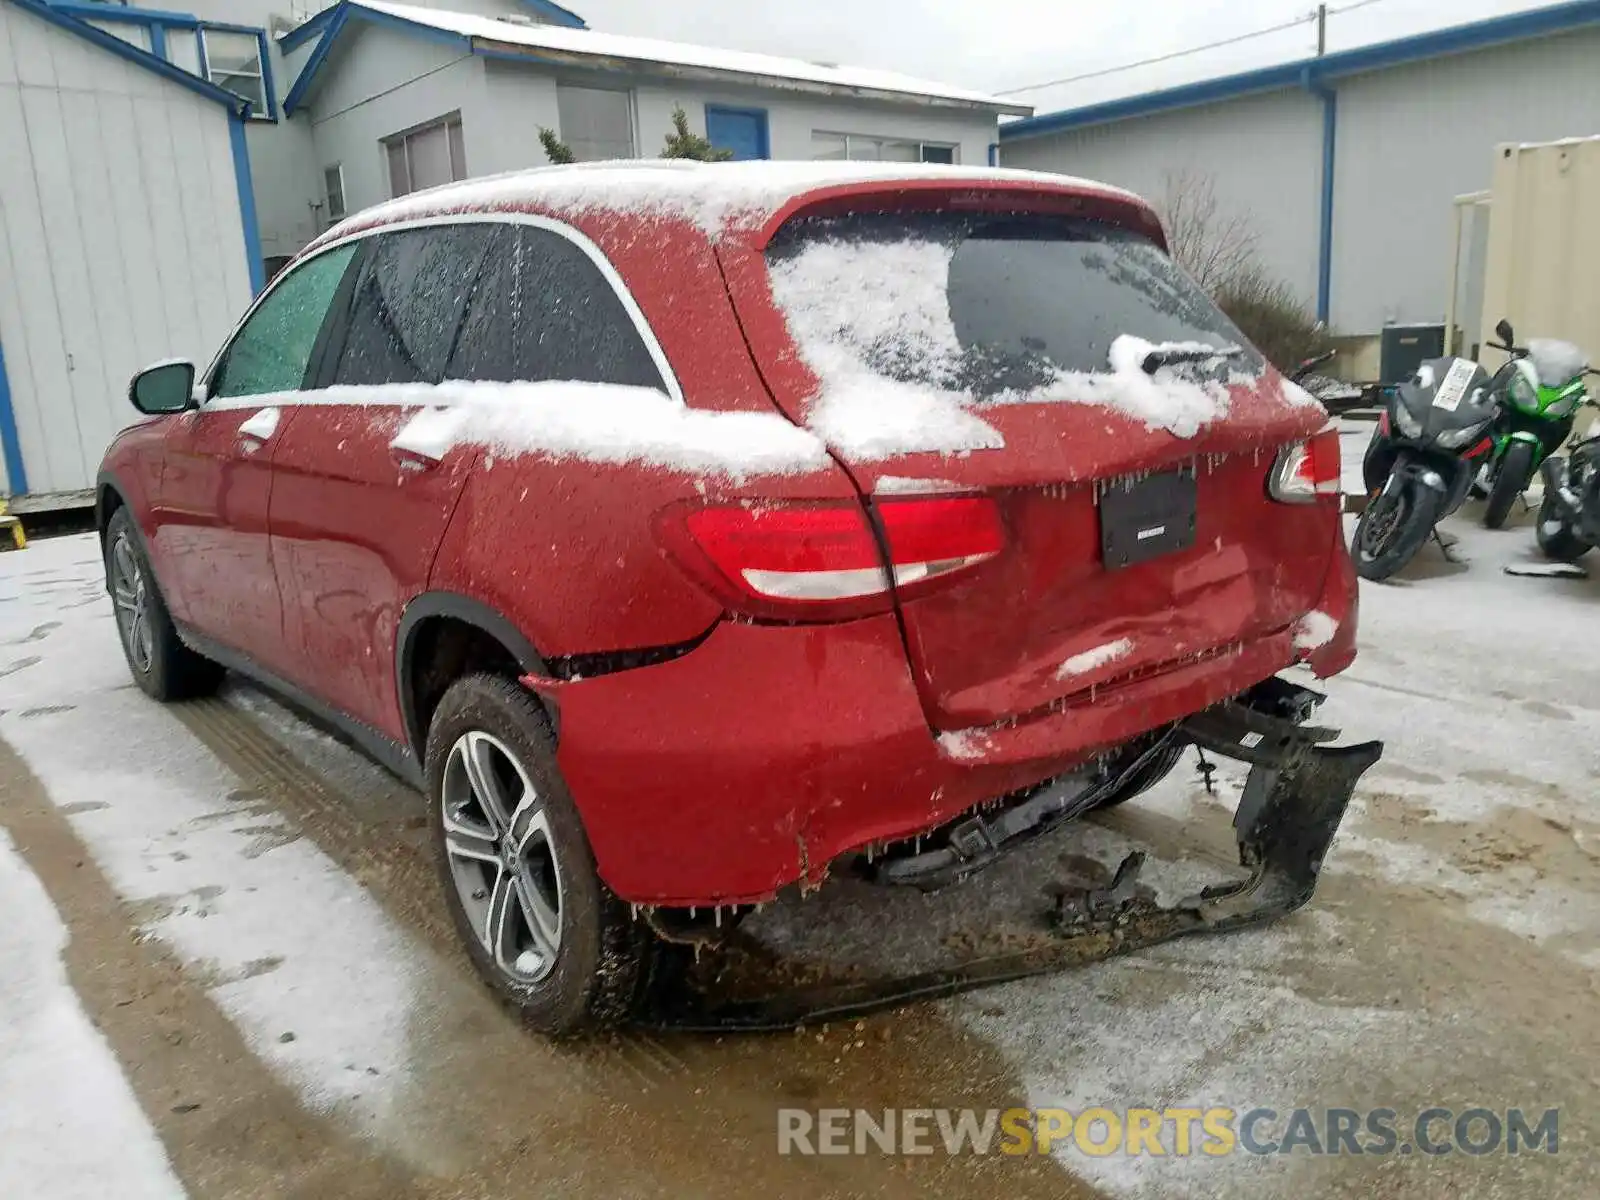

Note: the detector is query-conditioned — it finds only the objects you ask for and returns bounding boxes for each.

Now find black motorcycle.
[1354,354,1499,580]
[1534,393,1600,564]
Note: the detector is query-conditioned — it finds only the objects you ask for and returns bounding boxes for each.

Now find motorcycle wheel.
[1353,479,1442,581]
[1484,441,1534,530]
[1535,493,1592,562]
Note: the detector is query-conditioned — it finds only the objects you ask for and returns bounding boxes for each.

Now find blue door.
[705,106,770,161]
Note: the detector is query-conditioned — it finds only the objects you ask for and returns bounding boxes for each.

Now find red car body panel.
[140,405,294,679]
[100,167,1361,909]
[267,404,481,737]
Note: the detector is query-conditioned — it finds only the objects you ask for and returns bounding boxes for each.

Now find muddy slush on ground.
[2,512,1598,1198]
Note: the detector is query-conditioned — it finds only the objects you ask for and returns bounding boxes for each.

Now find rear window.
[766,212,1261,401]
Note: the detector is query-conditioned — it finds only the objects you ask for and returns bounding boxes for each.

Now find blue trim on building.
[516,0,586,28]
[147,19,166,59]
[0,331,26,497]
[255,27,277,121]
[278,2,339,51]
[1001,0,1600,139]
[282,4,348,114]
[1313,84,1336,324]
[284,3,474,114]
[47,2,201,27]
[9,0,247,110]
[228,113,265,295]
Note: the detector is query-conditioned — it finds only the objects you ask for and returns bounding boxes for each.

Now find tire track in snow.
[0,737,426,1200]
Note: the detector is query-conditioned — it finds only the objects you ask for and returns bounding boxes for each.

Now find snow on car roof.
[320,160,1149,247]
[353,0,1029,113]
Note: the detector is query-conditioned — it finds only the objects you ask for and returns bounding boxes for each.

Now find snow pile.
[358,0,1022,108]
[1292,609,1338,652]
[220,381,832,480]
[937,730,997,761]
[0,829,185,1199]
[767,240,1249,445]
[326,159,1142,245]
[1056,637,1134,681]
[767,238,1006,456]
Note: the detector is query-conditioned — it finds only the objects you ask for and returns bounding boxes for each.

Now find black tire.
[103,507,223,701]
[1352,480,1441,581]
[425,672,657,1036]
[1484,441,1534,529]
[1535,493,1592,562]
[1095,740,1185,810]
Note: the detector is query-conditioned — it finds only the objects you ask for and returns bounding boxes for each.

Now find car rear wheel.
[103,508,223,701]
[425,673,657,1035]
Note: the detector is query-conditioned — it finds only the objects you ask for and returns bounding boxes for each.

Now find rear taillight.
[1268,428,1341,503]
[658,496,1004,620]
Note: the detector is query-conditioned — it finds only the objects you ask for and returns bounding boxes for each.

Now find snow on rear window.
[767,214,1272,440]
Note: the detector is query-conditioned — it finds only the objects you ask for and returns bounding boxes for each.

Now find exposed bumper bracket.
[644,680,1382,1033]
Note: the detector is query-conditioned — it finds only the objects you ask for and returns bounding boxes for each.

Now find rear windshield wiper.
[1141,345,1243,374]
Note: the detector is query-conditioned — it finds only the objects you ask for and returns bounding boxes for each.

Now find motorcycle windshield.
[1528,339,1589,387]
[1400,357,1495,437]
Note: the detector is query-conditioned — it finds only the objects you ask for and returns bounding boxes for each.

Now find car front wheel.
[103,507,222,701]
[425,673,658,1035]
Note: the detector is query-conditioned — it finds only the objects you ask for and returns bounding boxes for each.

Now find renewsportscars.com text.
[777,1106,1559,1158]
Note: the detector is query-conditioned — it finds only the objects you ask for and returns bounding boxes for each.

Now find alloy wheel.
[110,533,154,674]
[441,730,564,984]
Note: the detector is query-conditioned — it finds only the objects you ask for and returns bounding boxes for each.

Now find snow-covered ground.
[2,511,1597,1198]
[0,826,184,1199]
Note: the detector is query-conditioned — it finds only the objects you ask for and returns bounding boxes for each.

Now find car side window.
[447,224,666,391]
[325,225,496,386]
[210,244,359,399]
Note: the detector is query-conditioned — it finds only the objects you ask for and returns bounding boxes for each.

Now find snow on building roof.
[312,159,1147,248]
[283,0,1031,115]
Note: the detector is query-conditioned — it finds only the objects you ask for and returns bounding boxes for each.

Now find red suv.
[97,162,1360,1034]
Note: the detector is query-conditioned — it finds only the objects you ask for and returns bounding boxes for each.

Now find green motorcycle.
[1480,319,1591,529]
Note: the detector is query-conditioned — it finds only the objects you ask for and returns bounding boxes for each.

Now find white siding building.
[280,1,1026,229]
[40,0,576,270]
[0,0,258,508]
[1000,0,1600,376]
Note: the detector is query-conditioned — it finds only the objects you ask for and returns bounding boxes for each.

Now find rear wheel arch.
[397,593,553,761]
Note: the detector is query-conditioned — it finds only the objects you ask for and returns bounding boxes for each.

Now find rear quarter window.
[447,225,666,391]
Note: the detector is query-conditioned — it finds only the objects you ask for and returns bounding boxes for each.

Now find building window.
[85,20,153,54]
[324,165,346,224]
[200,26,273,119]
[555,84,635,161]
[811,132,958,164]
[384,115,466,198]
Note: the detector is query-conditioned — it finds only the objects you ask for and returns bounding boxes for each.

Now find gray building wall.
[1331,26,1600,333]
[306,28,488,215]
[999,27,1600,339]
[1001,90,1324,311]
[307,26,1004,220]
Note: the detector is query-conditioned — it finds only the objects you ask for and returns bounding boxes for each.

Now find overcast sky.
[578,0,1555,114]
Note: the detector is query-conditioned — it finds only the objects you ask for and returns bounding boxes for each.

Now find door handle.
[237,407,281,446]
[390,407,462,471]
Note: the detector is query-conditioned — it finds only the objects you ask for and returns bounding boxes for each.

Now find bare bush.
[1157,169,1330,374]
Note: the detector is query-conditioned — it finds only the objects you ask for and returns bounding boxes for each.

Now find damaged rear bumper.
[648,680,1382,1031]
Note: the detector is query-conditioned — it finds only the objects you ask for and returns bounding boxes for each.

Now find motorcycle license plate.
[1100,468,1197,569]
[1432,359,1478,411]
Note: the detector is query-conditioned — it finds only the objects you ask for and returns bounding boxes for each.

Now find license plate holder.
[1100,468,1198,569]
